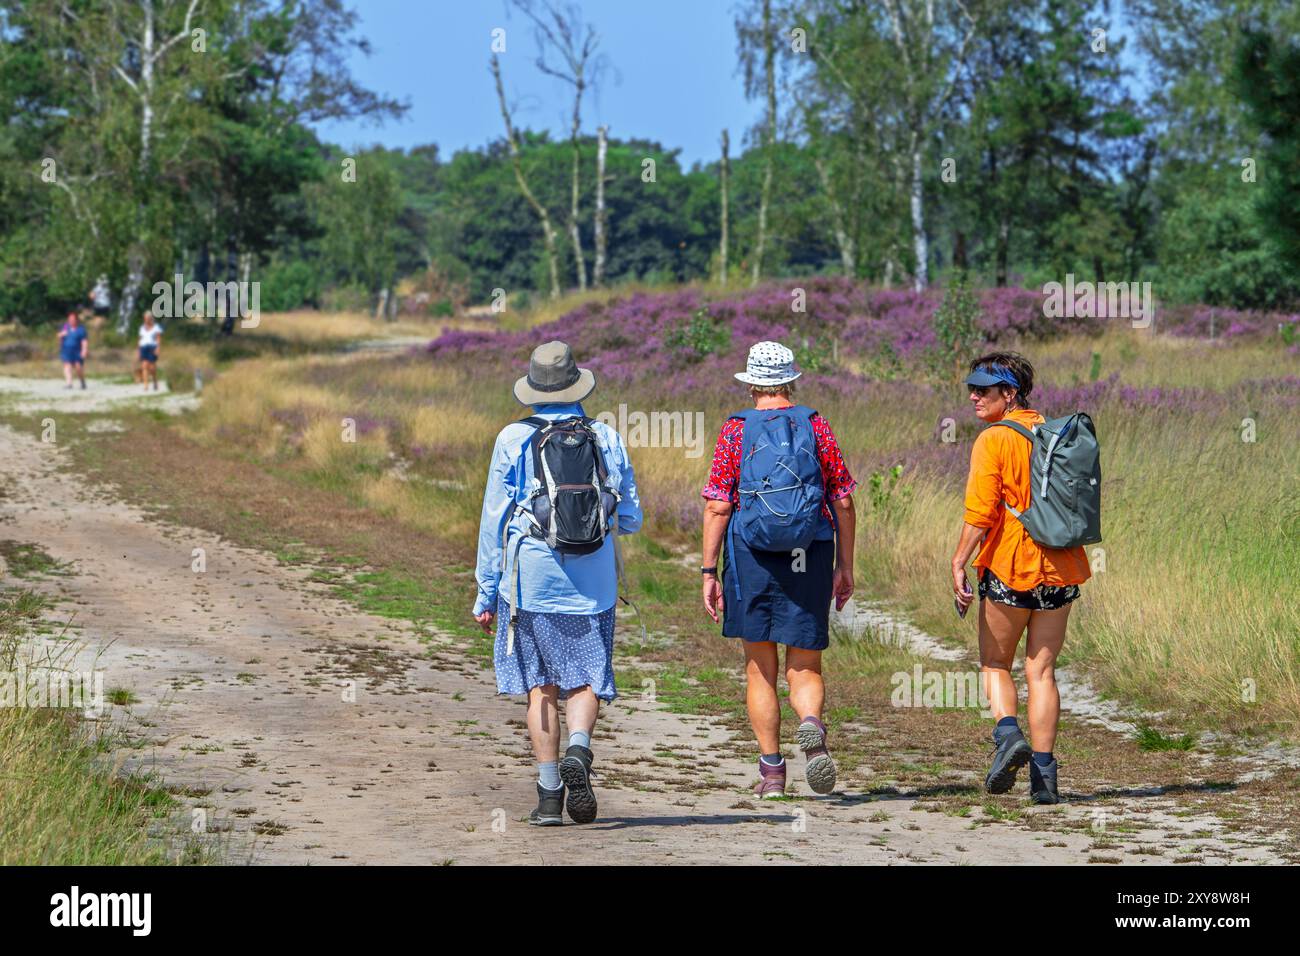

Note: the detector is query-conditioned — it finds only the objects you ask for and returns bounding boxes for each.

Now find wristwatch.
[701,566,718,576]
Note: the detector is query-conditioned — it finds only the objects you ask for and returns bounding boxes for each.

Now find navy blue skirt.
[721,531,834,650]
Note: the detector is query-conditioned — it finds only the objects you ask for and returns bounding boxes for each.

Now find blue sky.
[314,0,761,169]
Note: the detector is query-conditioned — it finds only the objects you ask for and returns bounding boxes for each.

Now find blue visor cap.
[964,365,1020,389]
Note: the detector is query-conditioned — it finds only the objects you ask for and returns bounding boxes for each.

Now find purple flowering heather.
[419,281,1298,533]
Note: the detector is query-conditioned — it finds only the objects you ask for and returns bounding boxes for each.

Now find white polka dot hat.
[734,340,801,386]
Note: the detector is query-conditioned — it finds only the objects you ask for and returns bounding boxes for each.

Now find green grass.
[0,540,70,578]
[0,590,189,864]
[1134,725,1197,752]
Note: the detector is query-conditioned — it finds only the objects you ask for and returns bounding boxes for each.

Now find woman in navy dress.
[701,342,858,799]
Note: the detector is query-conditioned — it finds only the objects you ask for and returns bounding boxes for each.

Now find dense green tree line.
[0,0,1297,326]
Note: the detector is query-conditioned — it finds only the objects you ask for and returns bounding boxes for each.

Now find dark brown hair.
[969,351,1034,405]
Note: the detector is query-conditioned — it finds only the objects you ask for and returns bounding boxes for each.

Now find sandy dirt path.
[0,408,1284,865]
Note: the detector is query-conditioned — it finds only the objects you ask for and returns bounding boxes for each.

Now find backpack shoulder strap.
[989,420,1036,521]
[990,419,1036,443]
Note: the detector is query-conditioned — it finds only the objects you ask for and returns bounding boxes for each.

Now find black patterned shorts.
[979,569,1079,611]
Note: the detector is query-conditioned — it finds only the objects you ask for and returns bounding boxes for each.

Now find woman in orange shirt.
[950,352,1089,805]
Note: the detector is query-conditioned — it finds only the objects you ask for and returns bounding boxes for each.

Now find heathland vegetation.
[184,280,1300,735]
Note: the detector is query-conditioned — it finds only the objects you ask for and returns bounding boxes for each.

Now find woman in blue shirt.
[473,341,642,827]
[57,312,89,389]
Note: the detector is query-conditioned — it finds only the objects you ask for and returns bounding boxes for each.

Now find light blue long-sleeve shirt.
[473,402,642,616]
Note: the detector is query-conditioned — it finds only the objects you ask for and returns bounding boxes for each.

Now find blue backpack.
[730,405,829,558]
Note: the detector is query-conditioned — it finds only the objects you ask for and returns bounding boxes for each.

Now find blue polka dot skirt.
[494,597,617,701]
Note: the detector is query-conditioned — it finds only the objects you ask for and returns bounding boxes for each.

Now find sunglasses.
[968,385,999,397]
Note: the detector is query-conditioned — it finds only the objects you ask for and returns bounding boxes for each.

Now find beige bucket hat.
[513,340,596,406]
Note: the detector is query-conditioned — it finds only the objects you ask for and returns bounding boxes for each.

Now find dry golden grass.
[242,310,452,344]
[1030,326,1289,389]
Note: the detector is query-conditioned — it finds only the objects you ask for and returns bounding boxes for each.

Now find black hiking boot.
[1029,756,1061,805]
[528,783,565,827]
[985,724,1032,795]
[559,744,598,824]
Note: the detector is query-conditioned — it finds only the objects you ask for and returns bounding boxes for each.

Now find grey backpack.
[992,413,1102,549]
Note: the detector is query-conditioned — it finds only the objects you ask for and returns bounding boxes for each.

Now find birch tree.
[514,0,604,291]
[593,124,609,287]
[718,128,731,283]
[737,0,778,285]
[20,0,218,332]
[491,53,562,299]
[785,0,908,282]
[880,0,980,290]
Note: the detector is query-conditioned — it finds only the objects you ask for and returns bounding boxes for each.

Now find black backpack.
[518,416,619,554]
[500,415,641,656]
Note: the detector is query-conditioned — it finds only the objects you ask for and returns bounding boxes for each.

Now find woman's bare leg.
[978,598,1032,720]
[1024,605,1071,753]
[526,685,561,763]
[564,685,599,737]
[785,647,825,723]
[742,641,781,753]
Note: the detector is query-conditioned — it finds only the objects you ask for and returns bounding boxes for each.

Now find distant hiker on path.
[88,274,111,323]
[138,313,163,391]
[950,352,1094,805]
[701,341,857,799]
[57,311,88,389]
[472,340,643,827]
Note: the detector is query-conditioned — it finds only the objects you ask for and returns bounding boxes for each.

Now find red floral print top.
[701,408,858,521]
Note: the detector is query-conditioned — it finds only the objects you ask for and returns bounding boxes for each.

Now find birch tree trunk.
[814,155,855,276]
[492,54,561,299]
[881,0,979,293]
[567,80,588,291]
[593,125,608,287]
[751,0,775,286]
[719,128,730,285]
[996,217,1010,287]
[908,132,928,291]
[115,0,200,334]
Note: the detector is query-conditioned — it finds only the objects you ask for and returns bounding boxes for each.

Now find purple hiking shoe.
[752,758,786,799]
[797,716,837,794]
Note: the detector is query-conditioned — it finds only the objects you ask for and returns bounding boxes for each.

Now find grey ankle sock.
[760,752,784,766]
[568,730,591,751]
[538,761,561,790]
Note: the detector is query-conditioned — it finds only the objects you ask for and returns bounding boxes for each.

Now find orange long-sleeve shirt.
[963,408,1091,590]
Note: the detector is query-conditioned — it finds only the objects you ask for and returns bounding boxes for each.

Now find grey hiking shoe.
[529,783,565,827]
[985,725,1032,794]
[559,744,598,824]
[796,717,837,795]
[1029,756,1060,804]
